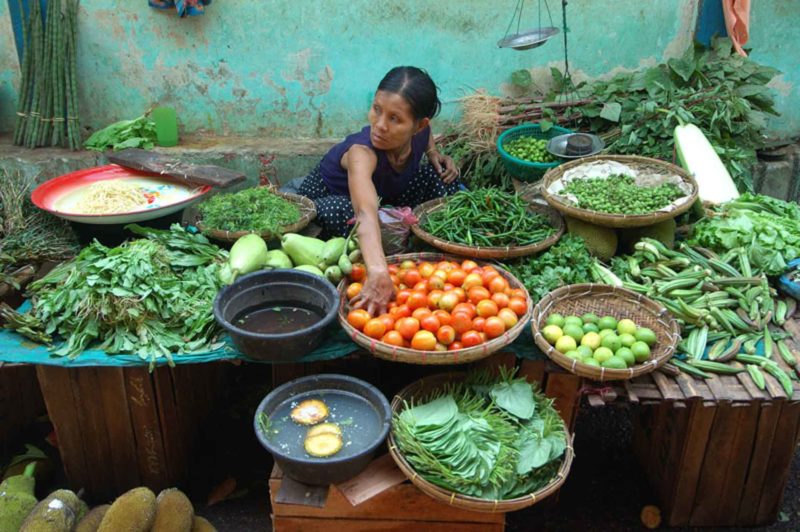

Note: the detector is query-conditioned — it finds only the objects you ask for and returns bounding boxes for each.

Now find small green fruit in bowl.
[618,333,636,348]
[593,347,614,363]
[631,341,652,362]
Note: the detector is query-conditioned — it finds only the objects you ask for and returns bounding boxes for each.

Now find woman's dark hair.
[377,66,441,120]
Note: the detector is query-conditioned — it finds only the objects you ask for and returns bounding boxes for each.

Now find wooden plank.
[95,367,141,493]
[36,366,91,493]
[737,400,783,525]
[272,517,505,532]
[518,359,545,387]
[702,374,728,401]
[673,372,713,400]
[106,149,246,188]
[544,372,581,430]
[336,454,407,506]
[124,366,169,493]
[755,400,800,525]
[651,370,684,400]
[154,366,185,487]
[667,400,717,526]
[690,402,744,525]
[73,367,115,500]
[473,352,516,375]
[714,401,760,525]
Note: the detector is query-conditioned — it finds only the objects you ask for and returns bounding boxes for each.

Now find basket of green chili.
[411,189,564,259]
[196,187,316,243]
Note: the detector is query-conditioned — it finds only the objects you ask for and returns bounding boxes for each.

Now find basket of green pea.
[497,123,573,182]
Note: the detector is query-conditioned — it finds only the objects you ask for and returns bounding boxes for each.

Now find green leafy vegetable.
[83,114,158,151]
[490,380,535,420]
[198,186,301,234]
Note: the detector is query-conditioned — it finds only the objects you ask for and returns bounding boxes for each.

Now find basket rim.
[539,154,699,228]
[196,190,317,242]
[387,371,574,512]
[530,283,681,381]
[338,252,533,365]
[497,124,574,170]
[409,197,565,259]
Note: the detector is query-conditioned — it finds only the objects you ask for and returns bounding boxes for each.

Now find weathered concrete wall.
[0,0,796,138]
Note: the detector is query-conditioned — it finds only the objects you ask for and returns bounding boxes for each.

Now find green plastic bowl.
[497,123,573,182]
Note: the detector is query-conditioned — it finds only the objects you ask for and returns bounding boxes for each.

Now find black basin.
[213,269,339,362]
[254,374,391,485]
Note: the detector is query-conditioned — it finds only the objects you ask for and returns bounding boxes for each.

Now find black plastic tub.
[254,374,391,485]
[213,269,339,362]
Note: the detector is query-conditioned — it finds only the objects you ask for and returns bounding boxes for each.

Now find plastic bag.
[378,207,418,255]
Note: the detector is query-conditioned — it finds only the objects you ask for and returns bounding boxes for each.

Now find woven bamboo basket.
[410,197,564,259]
[196,191,317,243]
[388,372,574,512]
[540,155,699,229]
[338,253,532,365]
[531,284,681,381]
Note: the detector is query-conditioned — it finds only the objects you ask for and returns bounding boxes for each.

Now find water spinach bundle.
[4,225,227,365]
[198,187,301,234]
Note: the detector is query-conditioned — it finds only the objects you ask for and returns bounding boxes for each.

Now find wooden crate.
[269,462,505,532]
[36,362,227,502]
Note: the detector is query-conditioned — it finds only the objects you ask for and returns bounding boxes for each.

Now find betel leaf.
[511,69,533,88]
[539,119,554,132]
[546,433,567,462]
[400,395,458,428]
[490,380,535,420]
[516,431,553,475]
[599,102,621,122]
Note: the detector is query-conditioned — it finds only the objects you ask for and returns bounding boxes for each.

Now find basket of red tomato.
[338,253,532,365]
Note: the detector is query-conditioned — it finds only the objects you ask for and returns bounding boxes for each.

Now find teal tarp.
[0,301,546,368]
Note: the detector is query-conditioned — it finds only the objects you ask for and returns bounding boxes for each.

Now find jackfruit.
[74,504,109,532]
[618,219,677,253]
[97,487,156,532]
[152,488,194,532]
[0,463,37,532]
[191,516,218,532]
[564,216,618,260]
[19,489,83,532]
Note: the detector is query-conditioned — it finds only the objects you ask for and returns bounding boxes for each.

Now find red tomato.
[399,260,416,270]
[396,289,412,305]
[427,289,444,308]
[411,330,437,351]
[453,287,467,303]
[481,269,500,286]
[484,316,506,339]
[395,317,420,340]
[388,264,399,275]
[363,318,386,339]
[350,264,366,282]
[443,283,455,292]
[378,313,395,331]
[438,291,460,312]
[491,292,510,309]
[412,307,433,321]
[462,273,484,291]
[472,317,485,332]
[476,299,499,318]
[436,261,455,272]
[432,269,449,281]
[461,330,483,348]
[468,286,491,305]
[413,281,428,293]
[347,309,370,330]
[420,315,441,333]
[389,304,411,319]
[427,275,445,291]
[488,276,509,294]
[508,297,528,317]
[389,274,400,287]
[451,312,473,334]
[433,309,452,327]
[447,269,467,287]
[497,308,519,329]
[346,283,362,300]
[434,342,448,352]
[436,325,456,345]
[453,303,477,319]
[418,262,435,279]
[407,292,429,310]
[510,288,527,299]
[448,341,464,351]
[403,269,422,286]
[382,330,405,346]
[461,260,479,272]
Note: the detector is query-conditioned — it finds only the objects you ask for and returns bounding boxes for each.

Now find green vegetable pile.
[503,136,555,163]
[562,174,683,215]
[689,194,800,276]
[83,114,158,151]
[199,187,301,234]
[393,370,567,500]
[578,38,779,191]
[421,189,554,247]
[3,225,227,365]
[503,235,594,302]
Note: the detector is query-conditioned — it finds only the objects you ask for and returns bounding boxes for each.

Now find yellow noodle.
[79,181,148,214]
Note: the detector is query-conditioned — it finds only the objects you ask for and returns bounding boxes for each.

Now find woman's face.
[368,90,426,151]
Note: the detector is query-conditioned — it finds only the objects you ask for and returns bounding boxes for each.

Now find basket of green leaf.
[196,186,316,243]
[389,370,573,512]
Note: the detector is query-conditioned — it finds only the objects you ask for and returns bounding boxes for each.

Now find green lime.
[617,318,637,336]
[582,357,601,367]
[618,333,636,348]
[542,325,563,345]
[599,328,615,338]
[580,332,601,351]
[597,316,618,331]
[602,356,628,369]
[582,323,599,334]
[555,335,577,353]
[581,313,599,325]
[635,327,657,347]
[563,323,585,342]
[616,347,635,366]
[601,333,622,352]
[593,347,614,363]
[564,316,584,327]
[576,345,594,359]
[631,341,652,362]
[565,350,582,361]
[546,313,566,328]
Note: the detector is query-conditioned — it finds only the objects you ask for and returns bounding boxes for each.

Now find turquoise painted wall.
[0,0,796,138]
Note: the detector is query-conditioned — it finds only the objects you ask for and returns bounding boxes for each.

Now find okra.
[707,338,729,360]
[717,337,744,362]
[658,277,702,294]
[774,299,787,326]
[777,340,797,367]
[737,248,752,277]
[708,259,742,277]
[747,364,767,390]
[671,358,713,379]
[764,327,774,360]
[735,354,780,370]
[763,364,795,396]
[689,359,744,375]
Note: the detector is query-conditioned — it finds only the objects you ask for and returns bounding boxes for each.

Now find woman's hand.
[428,151,460,184]
[351,268,394,317]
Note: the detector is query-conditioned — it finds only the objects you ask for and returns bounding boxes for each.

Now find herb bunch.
[199,186,301,234]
